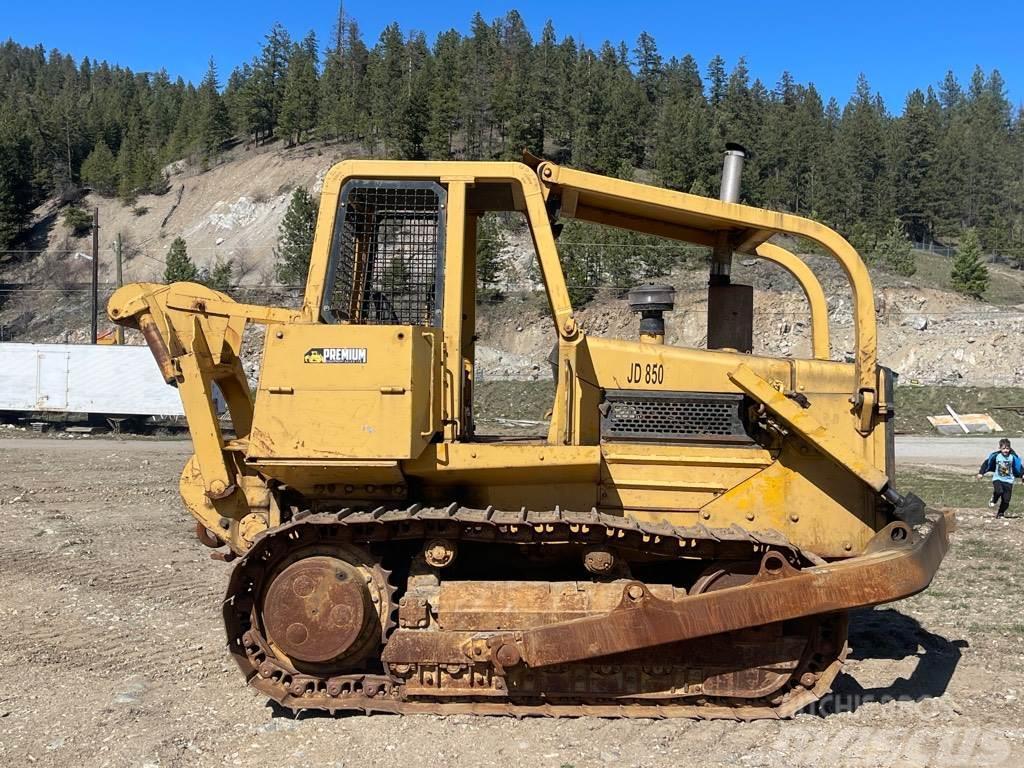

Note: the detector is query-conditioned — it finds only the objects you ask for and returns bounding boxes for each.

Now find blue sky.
[3,1,1022,111]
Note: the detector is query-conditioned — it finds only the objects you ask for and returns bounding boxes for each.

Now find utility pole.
[114,232,124,344]
[90,207,99,344]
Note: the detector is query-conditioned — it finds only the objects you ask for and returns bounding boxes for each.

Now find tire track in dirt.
[0,518,226,680]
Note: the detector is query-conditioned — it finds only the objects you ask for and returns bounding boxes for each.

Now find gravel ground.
[0,434,1021,768]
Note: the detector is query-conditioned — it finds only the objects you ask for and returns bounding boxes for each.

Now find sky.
[3,0,1023,112]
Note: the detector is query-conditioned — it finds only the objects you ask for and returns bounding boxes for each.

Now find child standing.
[977,438,1023,518]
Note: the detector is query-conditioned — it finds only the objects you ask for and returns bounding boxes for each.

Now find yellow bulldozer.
[108,148,952,718]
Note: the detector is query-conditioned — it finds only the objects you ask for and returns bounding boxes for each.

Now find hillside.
[13,141,362,286]
[1,143,1022,389]
[475,253,1024,387]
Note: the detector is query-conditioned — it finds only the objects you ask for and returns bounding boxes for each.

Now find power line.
[3,287,1023,321]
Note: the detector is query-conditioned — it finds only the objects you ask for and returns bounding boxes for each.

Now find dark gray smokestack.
[707,142,754,353]
[711,142,749,285]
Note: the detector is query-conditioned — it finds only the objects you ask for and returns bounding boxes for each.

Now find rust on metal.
[492,511,952,670]
[424,538,458,568]
[436,580,685,631]
[583,548,615,574]
[398,595,430,628]
[262,556,370,664]
[195,521,222,548]
[138,311,176,383]
[223,506,862,718]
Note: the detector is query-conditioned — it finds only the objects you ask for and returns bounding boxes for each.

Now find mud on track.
[0,434,1021,767]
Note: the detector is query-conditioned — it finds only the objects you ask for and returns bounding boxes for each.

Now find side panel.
[575,337,884,556]
[248,325,439,460]
[600,443,772,514]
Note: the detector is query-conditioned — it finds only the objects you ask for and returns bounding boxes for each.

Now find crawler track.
[224,505,849,719]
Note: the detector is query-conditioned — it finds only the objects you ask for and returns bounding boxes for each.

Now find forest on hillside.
[0,9,1022,268]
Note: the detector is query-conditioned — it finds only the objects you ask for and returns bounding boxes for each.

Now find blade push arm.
[489,510,952,670]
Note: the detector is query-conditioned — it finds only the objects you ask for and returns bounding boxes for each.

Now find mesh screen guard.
[600,390,753,444]
[322,181,447,326]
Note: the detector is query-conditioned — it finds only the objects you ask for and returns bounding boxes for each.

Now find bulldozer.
[108,147,952,718]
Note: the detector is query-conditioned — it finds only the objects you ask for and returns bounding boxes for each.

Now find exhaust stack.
[719,143,747,205]
[707,143,754,352]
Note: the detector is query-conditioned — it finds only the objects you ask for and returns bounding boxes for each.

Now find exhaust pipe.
[711,143,748,285]
[708,143,753,353]
[719,143,747,205]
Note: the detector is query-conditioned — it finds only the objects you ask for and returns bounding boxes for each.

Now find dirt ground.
[1,434,1021,768]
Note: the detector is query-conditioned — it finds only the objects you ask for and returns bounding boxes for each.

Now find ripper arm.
[107,282,258,499]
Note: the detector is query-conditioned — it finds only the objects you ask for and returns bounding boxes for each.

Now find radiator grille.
[322,181,446,326]
[601,390,751,443]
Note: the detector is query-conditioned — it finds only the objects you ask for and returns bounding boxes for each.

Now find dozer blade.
[488,510,953,670]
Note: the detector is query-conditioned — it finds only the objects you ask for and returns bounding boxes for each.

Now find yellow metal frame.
[754,243,830,361]
[109,157,896,560]
[302,161,580,341]
[536,161,875,396]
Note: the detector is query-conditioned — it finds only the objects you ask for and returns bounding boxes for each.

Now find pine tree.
[0,131,34,247]
[164,237,198,283]
[223,65,251,140]
[239,61,275,144]
[381,256,412,296]
[62,206,93,236]
[533,20,564,152]
[198,58,232,157]
[706,55,727,108]
[279,32,320,146]
[894,89,940,241]
[203,258,234,291]
[393,32,432,159]
[556,220,668,300]
[654,60,710,191]
[950,228,989,298]
[872,219,917,276]
[80,140,118,195]
[714,58,763,191]
[795,84,829,215]
[934,70,968,235]
[585,43,646,174]
[425,30,463,158]
[4,16,1024,276]
[260,23,293,135]
[167,84,200,157]
[633,32,663,105]
[963,68,1014,252]
[366,23,406,153]
[319,18,369,142]
[115,119,144,201]
[274,188,319,285]
[557,221,601,306]
[830,75,890,235]
[491,11,541,159]
[568,49,601,170]
[462,13,497,159]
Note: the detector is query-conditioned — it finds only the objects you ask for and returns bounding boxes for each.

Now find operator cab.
[314,172,552,445]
